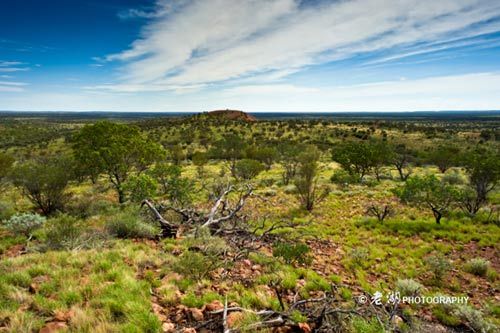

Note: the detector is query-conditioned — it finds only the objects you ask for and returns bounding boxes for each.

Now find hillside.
[204,109,257,122]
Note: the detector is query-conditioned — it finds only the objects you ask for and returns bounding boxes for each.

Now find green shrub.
[234,159,265,180]
[45,215,103,250]
[173,251,218,281]
[3,213,46,238]
[425,254,451,282]
[272,241,312,265]
[330,169,358,186]
[122,174,158,203]
[396,279,423,297]
[349,247,369,268]
[106,212,158,239]
[464,258,490,277]
[0,201,15,221]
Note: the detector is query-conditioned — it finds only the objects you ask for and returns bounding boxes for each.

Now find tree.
[149,163,193,207]
[10,155,74,216]
[370,140,392,181]
[234,159,265,180]
[72,121,164,203]
[294,146,329,211]
[427,145,460,173]
[210,134,247,177]
[458,148,500,215]
[278,142,303,185]
[395,175,457,224]
[332,141,373,181]
[251,146,278,170]
[123,174,158,203]
[192,151,208,178]
[390,143,414,181]
[0,152,14,190]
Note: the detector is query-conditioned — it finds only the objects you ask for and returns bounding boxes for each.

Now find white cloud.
[101,0,500,92]
[4,72,500,111]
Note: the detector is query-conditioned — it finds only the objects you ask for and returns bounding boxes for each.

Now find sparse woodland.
[0,113,499,333]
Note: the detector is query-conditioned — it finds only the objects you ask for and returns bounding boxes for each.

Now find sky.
[1,0,500,112]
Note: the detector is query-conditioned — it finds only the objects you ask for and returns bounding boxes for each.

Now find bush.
[349,247,369,267]
[464,258,490,277]
[396,279,423,297]
[234,159,265,180]
[173,230,227,280]
[0,201,15,221]
[272,242,312,265]
[122,174,158,203]
[45,215,103,250]
[425,254,451,282]
[330,169,358,186]
[3,213,46,238]
[106,210,158,239]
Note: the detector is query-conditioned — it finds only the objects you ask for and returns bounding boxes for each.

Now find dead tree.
[141,185,254,238]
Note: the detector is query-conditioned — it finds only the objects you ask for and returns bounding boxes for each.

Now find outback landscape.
[0,110,498,333]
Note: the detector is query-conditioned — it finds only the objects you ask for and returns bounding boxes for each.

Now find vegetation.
[0,112,498,332]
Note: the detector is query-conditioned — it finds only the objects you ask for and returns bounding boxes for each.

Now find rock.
[242,259,252,267]
[190,308,204,321]
[204,300,224,312]
[53,310,74,322]
[251,264,262,271]
[226,312,244,328]
[39,322,68,333]
[183,328,197,333]
[298,322,312,333]
[162,322,176,333]
[391,315,404,326]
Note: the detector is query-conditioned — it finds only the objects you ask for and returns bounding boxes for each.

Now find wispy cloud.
[0,60,30,72]
[99,0,500,92]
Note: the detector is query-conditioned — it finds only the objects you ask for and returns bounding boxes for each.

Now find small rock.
[190,308,204,321]
[39,322,68,333]
[251,264,261,271]
[162,322,176,333]
[242,259,252,267]
[183,328,196,333]
[298,322,312,333]
[391,315,404,326]
[205,300,224,312]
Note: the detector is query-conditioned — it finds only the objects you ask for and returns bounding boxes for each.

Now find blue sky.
[1,0,500,111]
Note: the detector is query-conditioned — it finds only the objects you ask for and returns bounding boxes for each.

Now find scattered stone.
[39,322,68,333]
[298,322,312,333]
[162,322,175,333]
[204,300,224,312]
[190,307,204,321]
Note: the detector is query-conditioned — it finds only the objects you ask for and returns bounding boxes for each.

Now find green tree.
[192,151,208,178]
[332,141,373,181]
[72,121,164,203]
[234,159,265,180]
[10,155,74,216]
[395,175,457,224]
[458,148,500,215]
[427,145,460,173]
[390,143,414,181]
[210,134,247,177]
[123,174,158,203]
[149,164,193,207]
[294,146,328,211]
[278,142,303,185]
[0,152,14,189]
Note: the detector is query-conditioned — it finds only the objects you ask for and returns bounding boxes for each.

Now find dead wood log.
[141,199,178,237]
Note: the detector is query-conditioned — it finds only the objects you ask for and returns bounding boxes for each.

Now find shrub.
[349,247,369,267]
[234,159,265,180]
[272,242,312,265]
[106,211,158,239]
[425,254,451,282]
[122,174,158,203]
[396,279,423,297]
[0,201,15,221]
[173,230,227,280]
[453,304,495,332]
[3,213,46,238]
[45,215,103,250]
[464,258,490,277]
[330,169,358,186]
